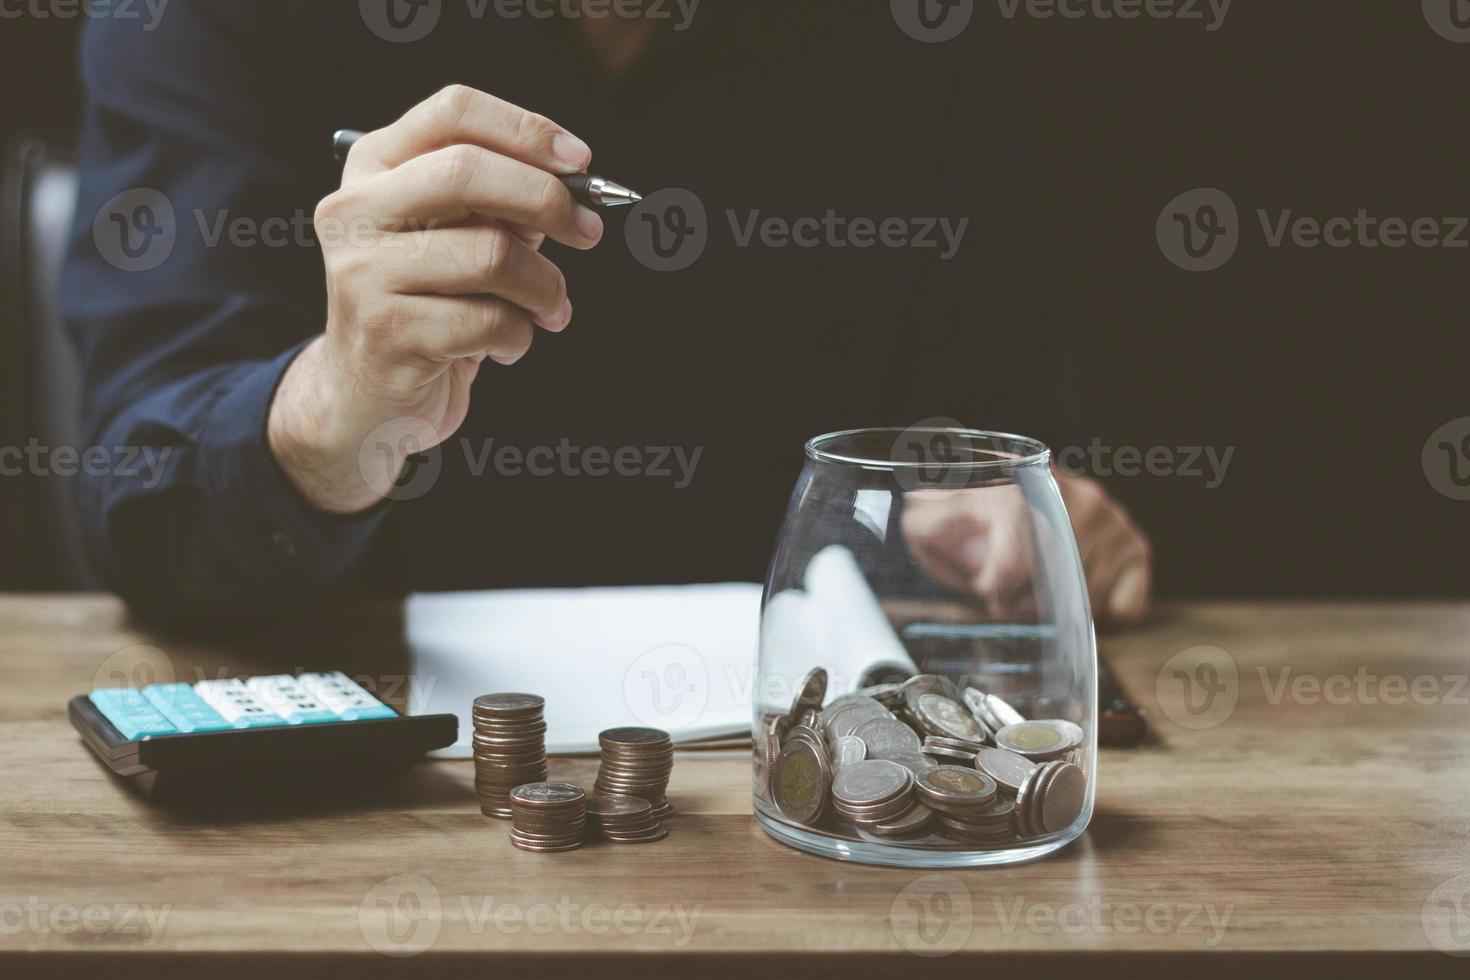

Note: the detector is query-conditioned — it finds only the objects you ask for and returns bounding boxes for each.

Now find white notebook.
[406,547,918,755]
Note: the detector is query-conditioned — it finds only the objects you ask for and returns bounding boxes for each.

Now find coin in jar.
[788,667,828,720]
[974,746,1040,795]
[771,738,831,826]
[831,759,912,809]
[852,716,923,758]
[994,720,1083,761]
[915,766,998,811]
[832,734,867,770]
[916,693,983,741]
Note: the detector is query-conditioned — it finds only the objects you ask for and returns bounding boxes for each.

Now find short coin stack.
[916,766,1014,844]
[473,693,549,819]
[585,796,668,844]
[833,759,935,841]
[509,781,587,852]
[1015,760,1087,837]
[595,727,675,819]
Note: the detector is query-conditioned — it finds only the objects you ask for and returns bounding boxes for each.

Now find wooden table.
[2,596,1467,979]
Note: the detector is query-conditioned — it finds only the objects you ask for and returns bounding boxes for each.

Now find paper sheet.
[406,546,919,756]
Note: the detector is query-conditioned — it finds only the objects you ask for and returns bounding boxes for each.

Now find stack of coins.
[595,727,675,819]
[1015,760,1087,837]
[473,693,549,818]
[923,735,982,764]
[915,766,1015,844]
[586,796,667,844]
[509,782,587,852]
[831,759,915,831]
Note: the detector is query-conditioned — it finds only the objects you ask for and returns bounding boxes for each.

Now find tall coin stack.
[509,782,586,853]
[473,693,549,819]
[595,727,675,819]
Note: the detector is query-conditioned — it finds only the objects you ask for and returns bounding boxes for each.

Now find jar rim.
[804,427,1051,472]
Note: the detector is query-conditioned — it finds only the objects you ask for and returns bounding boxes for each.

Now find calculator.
[68,672,458,802]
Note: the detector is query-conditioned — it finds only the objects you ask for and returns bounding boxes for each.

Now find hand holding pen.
[267,86,638,517]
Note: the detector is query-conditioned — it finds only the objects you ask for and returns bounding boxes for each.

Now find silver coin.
[974,746,1039,794]
[831,759,912,807]
[885,752,936,776]
[869,801,935,837]
[925,735,984,752]
[829,702,892,739]
[832,734,867,770]
[823,694,883,716]
[985,693,1027,728]
[853,716,923,757]
[901,674,958,700]
[994,720,1083,761]
[1038,761,1087,833]
[916,693,982,740]
[853,682,904,703]
[923,745,977,764]
[510,782,585,806]
[788,667,829,720]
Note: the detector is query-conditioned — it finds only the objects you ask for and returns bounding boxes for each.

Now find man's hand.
[268,85,604,514]
[900,471,1152,626]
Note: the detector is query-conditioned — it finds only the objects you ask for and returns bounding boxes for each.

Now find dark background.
[2,1,1466,598]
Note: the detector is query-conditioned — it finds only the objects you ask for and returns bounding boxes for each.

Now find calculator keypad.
[88,674,398,739]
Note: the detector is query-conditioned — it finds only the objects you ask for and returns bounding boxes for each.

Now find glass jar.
[752,428,1096,868]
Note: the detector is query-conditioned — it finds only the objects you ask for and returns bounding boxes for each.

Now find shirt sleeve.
[61,2,385,623]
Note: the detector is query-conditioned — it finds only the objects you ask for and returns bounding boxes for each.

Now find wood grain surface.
[1,595,1468,979]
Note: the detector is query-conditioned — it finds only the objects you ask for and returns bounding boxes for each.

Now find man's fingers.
[344,85,591,180]
[392,295,538,364]
[370,225,571,330]
[363,144,602,249]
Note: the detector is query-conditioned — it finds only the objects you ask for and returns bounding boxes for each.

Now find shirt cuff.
[199,343,387,592]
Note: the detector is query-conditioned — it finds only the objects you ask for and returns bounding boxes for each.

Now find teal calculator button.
[142,684,233,733]
[336,703,399,721]
[88,689,178,740]
[286,707,343,725]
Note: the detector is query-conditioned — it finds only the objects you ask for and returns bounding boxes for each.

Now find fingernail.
[553,132,592,171]
[575,205,604,241]
[540,298,572,332]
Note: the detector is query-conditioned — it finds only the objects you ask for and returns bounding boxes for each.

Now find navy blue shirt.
[63,0,1061,622]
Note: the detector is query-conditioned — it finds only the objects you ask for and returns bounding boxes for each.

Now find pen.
[330,129,642,208]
